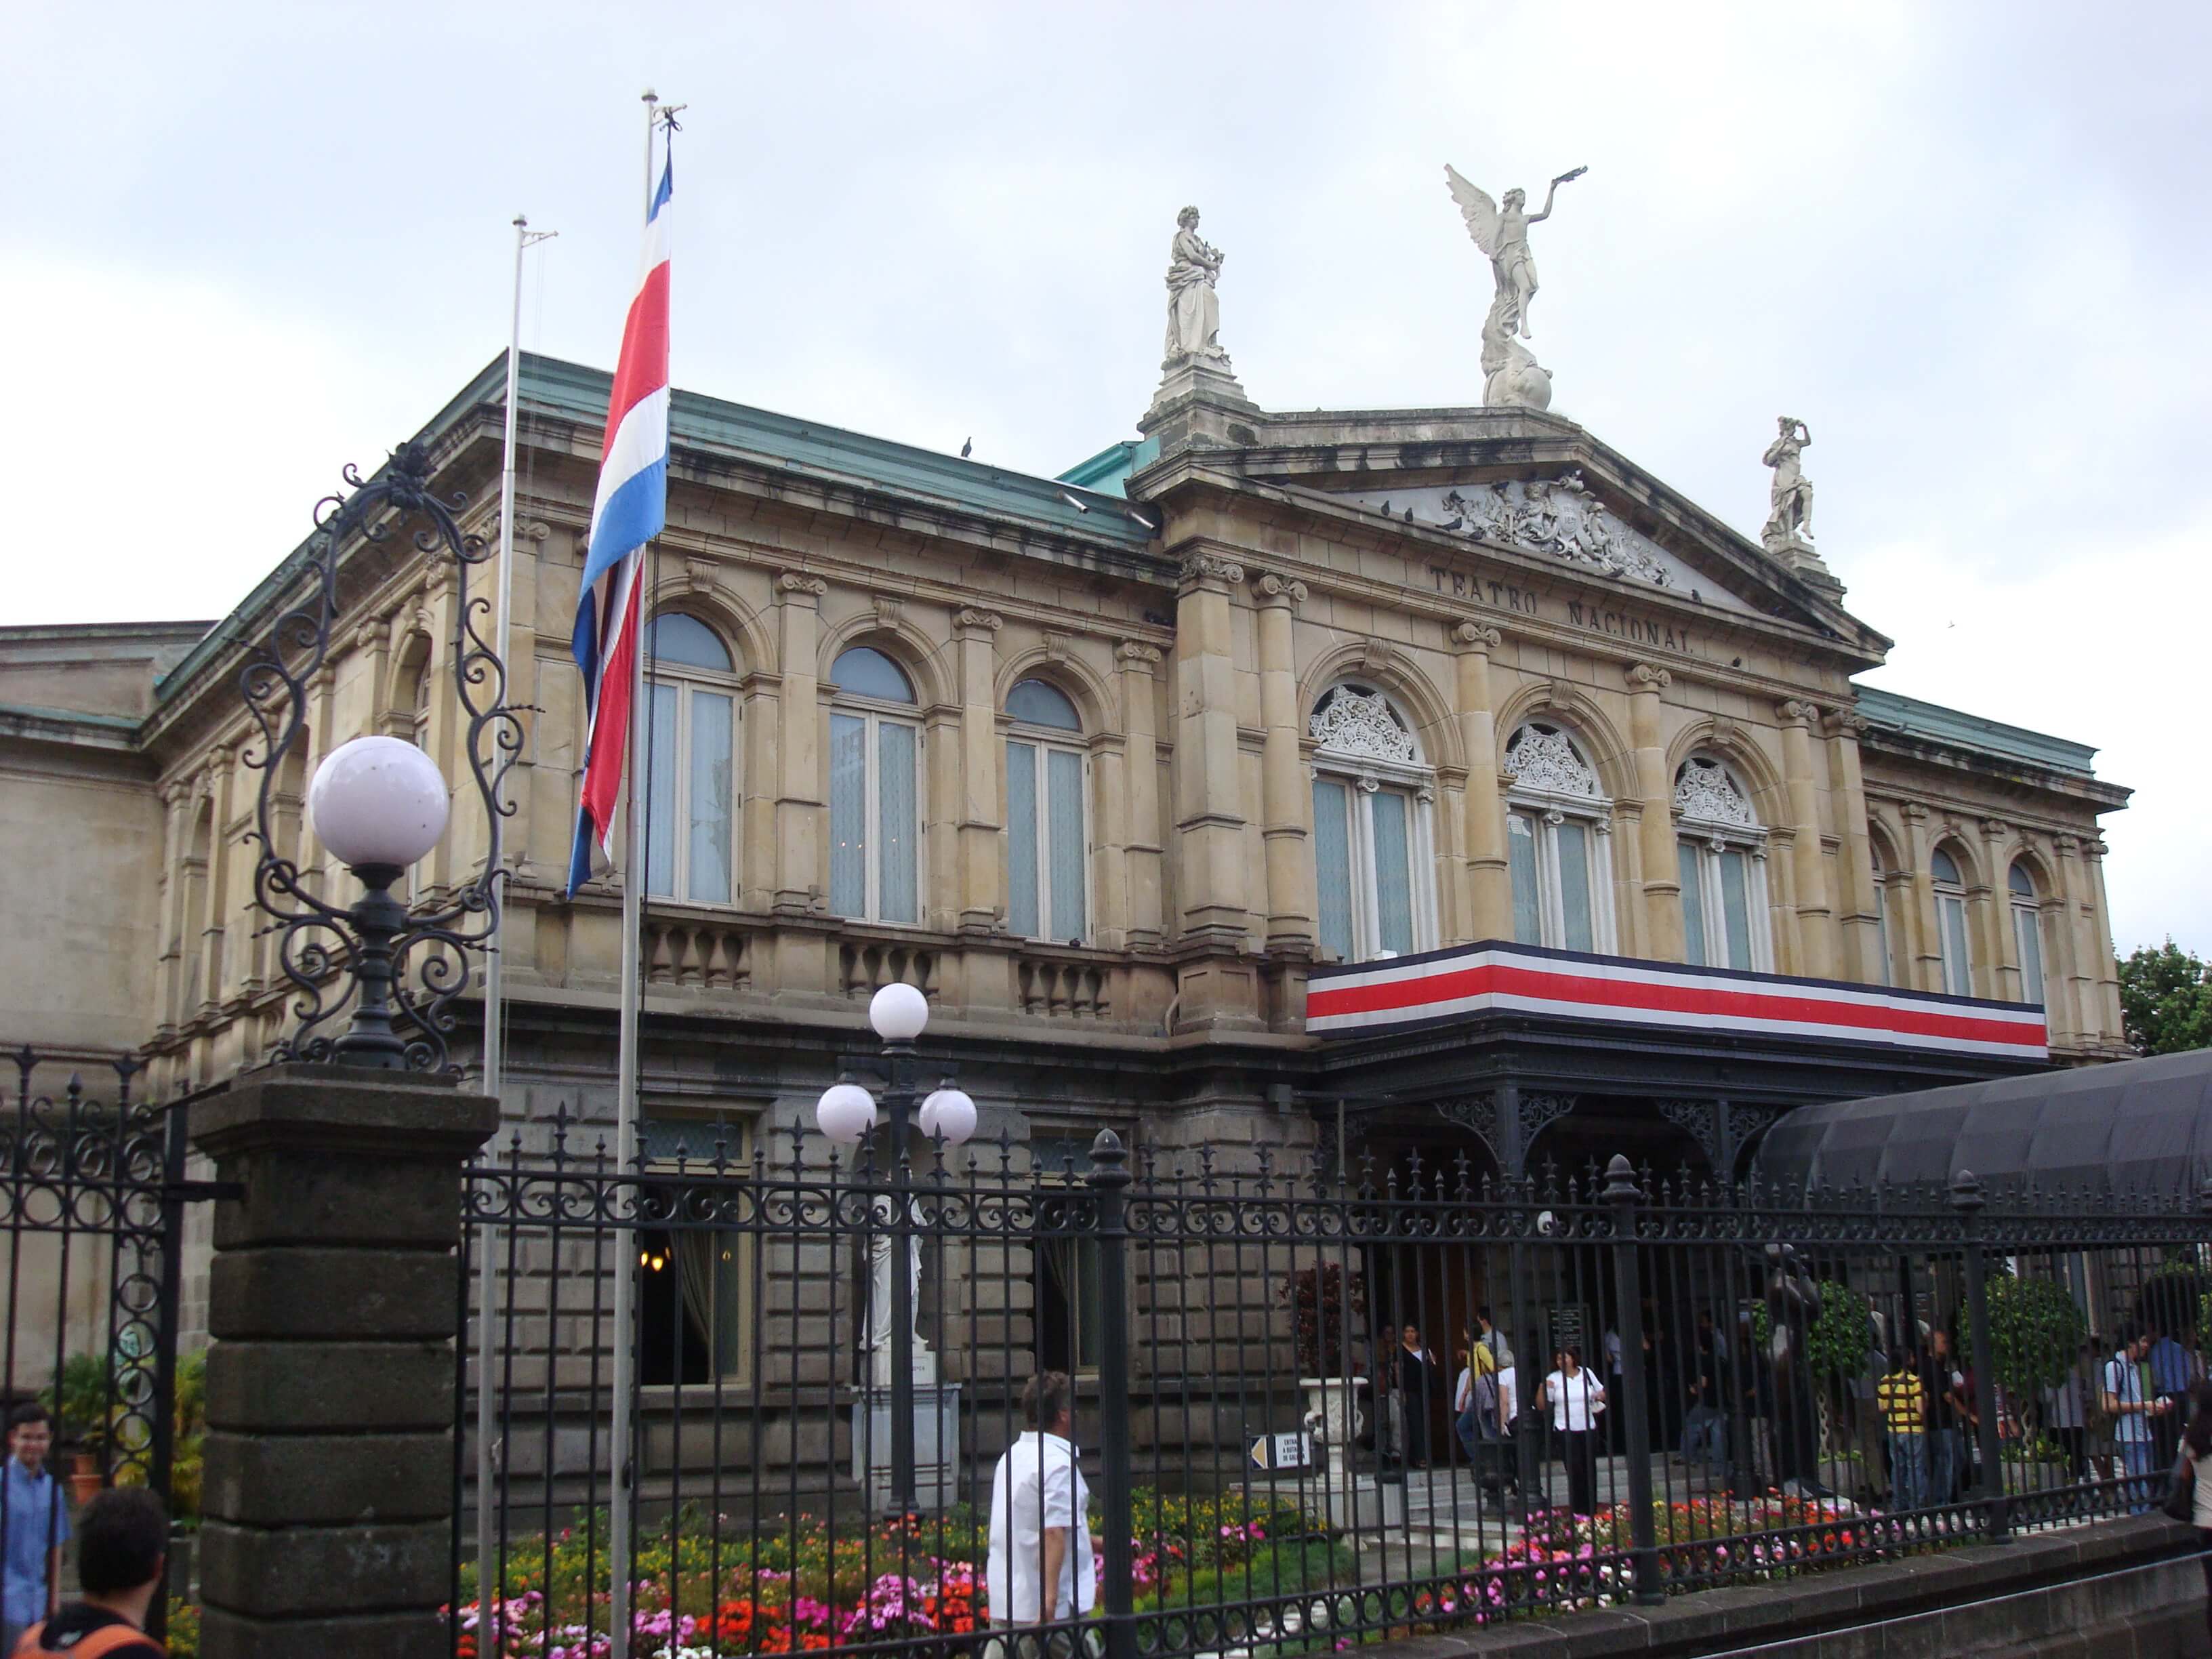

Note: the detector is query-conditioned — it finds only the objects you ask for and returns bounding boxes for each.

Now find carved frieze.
[1503,722,1602,800]
[1674,757,1756,828]
[1436,472,1676,589]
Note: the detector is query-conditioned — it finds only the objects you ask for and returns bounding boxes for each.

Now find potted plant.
[43,1353,112,1502]
[1280,1263,1366,1479]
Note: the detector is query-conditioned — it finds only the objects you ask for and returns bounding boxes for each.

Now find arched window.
[1673,757,1770,972]
[829,646,920,924]
[1870,839,1896,987]
[1004,678,1088,943]
[1931,845,1973,997]
[1502,720,1615,953]
[1308,685,1436,962]
[2009,861,2046,1008]
[644,613,739,905]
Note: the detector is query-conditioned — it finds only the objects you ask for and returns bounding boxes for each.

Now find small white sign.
[1249,1431,1313,1471]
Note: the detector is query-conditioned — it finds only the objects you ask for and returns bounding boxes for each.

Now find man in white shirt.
[988,1371,1096,1633]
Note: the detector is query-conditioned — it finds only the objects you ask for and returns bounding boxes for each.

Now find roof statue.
[1761,416,1814,550]
[1443,163,1585,411]
[1162,206,1231,373]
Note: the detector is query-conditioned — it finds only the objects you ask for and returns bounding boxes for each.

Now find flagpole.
[607,85,660,1659]
[479,207,554,1628]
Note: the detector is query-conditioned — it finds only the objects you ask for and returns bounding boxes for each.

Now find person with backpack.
[9,1486,167,1656]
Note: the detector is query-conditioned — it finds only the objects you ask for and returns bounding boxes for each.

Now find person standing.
[2146,1323,2194,1470]
[2044,1344,2092,1487]
[8,1486,166,1656]
[1925,1330,1965,1507]
[986,1372,1094,1637]
[1682,1311,1725,1469]
[1396,1325,1438,1469]
[2102,1326,2168,1513]
[1877,1349,1929,1512]
[1,1405,68,1656]
[1540,1347,1606,1516]
[2177,1379,2212,1653]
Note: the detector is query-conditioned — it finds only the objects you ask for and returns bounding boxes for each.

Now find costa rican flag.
[567,158,673,895]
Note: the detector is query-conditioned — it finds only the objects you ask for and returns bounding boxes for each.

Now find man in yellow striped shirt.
[1877,1350,1928,1511]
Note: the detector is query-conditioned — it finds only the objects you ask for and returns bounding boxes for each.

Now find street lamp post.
[817,983,975,1512]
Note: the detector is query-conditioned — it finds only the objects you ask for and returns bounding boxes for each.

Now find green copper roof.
[1055,437,1160,499]
[1853,684,2097,777]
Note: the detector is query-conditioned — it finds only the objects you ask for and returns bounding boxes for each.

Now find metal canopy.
[1753,1047,2212,1201]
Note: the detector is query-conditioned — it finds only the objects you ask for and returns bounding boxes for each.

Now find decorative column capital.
[1626,662,1673,693]
[1822,706,1870,739]
[1115,640,1163,671]
[954,607,1004,636]
[2055,832,2082,856]
[1178,552,1245,592]
[1979,817,2009,840]
[1252,571,1308,608]
[2083,837,2109,861]
[1902,801,1930,825]
[776,571,827,602]
[1774,698,1819,727]
[1453,621,1503,653]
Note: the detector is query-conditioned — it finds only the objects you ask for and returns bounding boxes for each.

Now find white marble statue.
[863,1195,932,1385]
[1444,164,1586,410]
[1761,417,1815,548]
[1162,206,1231,370]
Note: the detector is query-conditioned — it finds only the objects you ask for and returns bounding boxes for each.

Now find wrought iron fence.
[455,1119,2212,1659]
[1,1048,201,1645]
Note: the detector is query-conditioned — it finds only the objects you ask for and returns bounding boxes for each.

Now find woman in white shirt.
[1540,1346,1606,1515]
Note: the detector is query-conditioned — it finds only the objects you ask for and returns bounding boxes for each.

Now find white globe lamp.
[868,982,930,1043]
[815,1080,878,1145]
[918,1085,977,1146]
[307,735,450,872]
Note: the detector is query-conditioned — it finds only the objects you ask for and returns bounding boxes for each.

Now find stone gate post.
[188,1065,498,1658]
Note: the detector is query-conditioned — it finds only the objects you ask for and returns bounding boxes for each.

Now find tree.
[2117,939,2212,1055]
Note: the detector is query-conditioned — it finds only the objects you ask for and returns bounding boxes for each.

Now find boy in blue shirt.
[1,1404,69,1653]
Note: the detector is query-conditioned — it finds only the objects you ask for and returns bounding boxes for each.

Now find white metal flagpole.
[607,85,661,1659]
[478,207,555,1622]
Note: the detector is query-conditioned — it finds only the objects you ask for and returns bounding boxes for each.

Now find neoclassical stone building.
[3,348,2132,1406]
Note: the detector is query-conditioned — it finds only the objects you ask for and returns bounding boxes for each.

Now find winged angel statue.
[1444,163,1585,410]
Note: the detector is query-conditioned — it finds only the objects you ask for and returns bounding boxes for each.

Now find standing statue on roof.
[1444,164,1586,411]
[1162,206,1232,371]
[1761,417,1816,550]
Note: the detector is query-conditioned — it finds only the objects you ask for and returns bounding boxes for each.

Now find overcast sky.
[5,1,2207,957]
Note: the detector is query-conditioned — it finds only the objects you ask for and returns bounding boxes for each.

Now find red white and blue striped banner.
[567,157,674,896]
[1307,940,2047,1061]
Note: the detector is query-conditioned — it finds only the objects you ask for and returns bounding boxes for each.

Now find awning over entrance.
[1307,939,2048,1063]
[1751,1048,2212,1201]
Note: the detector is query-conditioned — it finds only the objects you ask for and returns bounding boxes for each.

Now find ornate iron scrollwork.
[241,441,523,1073]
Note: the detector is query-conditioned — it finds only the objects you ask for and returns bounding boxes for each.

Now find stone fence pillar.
[189,1065,498,1659]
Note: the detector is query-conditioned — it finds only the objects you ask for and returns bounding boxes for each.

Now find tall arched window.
[1673,757,1771,971]
[1870,840,1896,987]
[1931,845,1974,997]
[1004,678,1088,943]
[644,613,739,905]
[1308,685,1436,962]
[2009,861,2046,1008]
[1501,720,1615,953]
[829,645,920,924]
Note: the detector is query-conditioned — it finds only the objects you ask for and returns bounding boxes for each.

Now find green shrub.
[1986,1275,2087,1397]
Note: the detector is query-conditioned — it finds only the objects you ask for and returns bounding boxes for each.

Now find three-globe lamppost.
[815,983,975,1513]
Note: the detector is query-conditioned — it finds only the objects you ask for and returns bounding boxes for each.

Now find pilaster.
[1172,553,1250,947]
[771,573,825,919]
[1822,707,1881,984]
[1980,817,2021,1000]
[1116,642,1165,949]
[2083,838,2125,1041]
[1625,664,1683,960]
[1774,699,1833,979]
[954,608,1003,936]
[1252,573,1314,956]
[1454,623,1510,943]
[1902,802,1940,994]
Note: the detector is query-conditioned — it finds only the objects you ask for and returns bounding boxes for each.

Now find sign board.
[1249,1431,1313,1471]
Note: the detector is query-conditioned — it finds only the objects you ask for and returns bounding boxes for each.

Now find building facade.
[0,351,2133,1474]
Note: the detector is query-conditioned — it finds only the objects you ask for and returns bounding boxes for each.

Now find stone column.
[1453,623,1511,942]
[954,608,1004,935]
[1172,552,1249,946]
[155,783,189,1040]
[1980,818,2021,999]
[1252,573,1314,955]
[2083,838,2125,1042]
[772,573,826,917]
[1902,802,1940,993]
[1822,708,1883,984]
[202,747,236,1017]
[1116,643,1165,948]
[2049,834,2092,1039]
[1774,700,1834,979]
[1625,664,1683,960]
[192,1066,498,1659]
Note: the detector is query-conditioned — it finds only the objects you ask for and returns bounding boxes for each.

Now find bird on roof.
[960,437,973,458]
[1379,500,1391,516]
[1404,506,1416,523]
